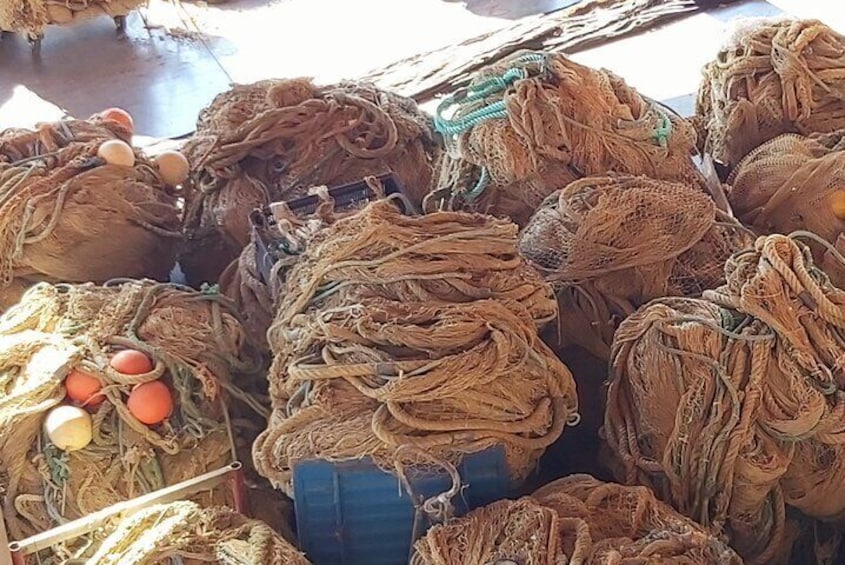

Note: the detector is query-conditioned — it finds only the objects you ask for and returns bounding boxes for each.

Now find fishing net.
[252,200,579,492]
[695,18,845,171]
[411,474,742,564]
[0,281,263,561]
[0,0,141,34]
[181,78,441,286]
[429,50,701,227]
[0,119,183,311]
[518,174,753,359]
[89,501,310,565]
[604,234,845,563]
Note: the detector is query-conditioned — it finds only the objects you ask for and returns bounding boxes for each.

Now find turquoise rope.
[652,109,673,148]
[465,166,490,202]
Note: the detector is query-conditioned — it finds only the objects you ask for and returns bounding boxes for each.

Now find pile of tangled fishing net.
[181,78,441,286]
[0,0,141,35]
[252,200,579,492]
[728,130,845,286]
[412,474,742,564]
[696,18,845,171]
[605,234,845,563]
[88,501,310,565]
[430,50,702,227]
[518,174,752,359]
[0,119,183,311]
[0,280,263,561]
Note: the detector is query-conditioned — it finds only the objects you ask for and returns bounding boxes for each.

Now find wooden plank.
[363,0,739,102]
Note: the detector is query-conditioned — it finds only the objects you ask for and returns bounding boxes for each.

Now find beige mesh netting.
[181,78,441,286]
[604,234,845,563]
[0,281,263,561]
[695,18,845,171]
[88,501,310,565]
[429,50,701,227]
[0,0,142,35]
[252,200,579,493]
[0,119,183,311]
[412,474,742,564]
[518,174,753,359]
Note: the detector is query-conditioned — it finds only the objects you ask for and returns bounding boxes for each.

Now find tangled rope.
[0,0,141,34]
[412,474,742,564]
[181,78,441,286]
[695,18,845,170]
[518,174,753,359]
[0,120,183,311]
[605,234,845,563]
[252,200,578,492]
[429,50,701,226]
[0,281,262,560]
[88,501,310,564]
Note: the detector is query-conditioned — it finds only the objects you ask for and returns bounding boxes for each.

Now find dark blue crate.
[293,447,509,565]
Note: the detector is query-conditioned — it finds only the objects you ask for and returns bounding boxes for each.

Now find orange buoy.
[127,381,173,425]
[65,369,104,408]
[110,349,154,375]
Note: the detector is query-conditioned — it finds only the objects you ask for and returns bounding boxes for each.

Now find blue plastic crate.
[293,446,509,565]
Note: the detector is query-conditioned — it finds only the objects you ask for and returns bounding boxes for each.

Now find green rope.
[652,109,673,148]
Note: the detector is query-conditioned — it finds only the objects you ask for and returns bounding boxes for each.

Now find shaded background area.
[0,0,842,138]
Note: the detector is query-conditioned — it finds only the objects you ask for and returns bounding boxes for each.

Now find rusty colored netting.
[180,78,441,286]
[695,18,845,171]
[727,132,845,286]
[518,175,753,359]
[429,50,701,227]
[0,0,142,35]
[412,474,742,564]
[0,120,183,311]
[252,200,578,492]
[88,501,310,565]
[604,234,845,563]
[0,281,264,561]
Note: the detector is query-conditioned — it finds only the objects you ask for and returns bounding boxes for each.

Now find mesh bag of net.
[429,49,702,227]
[84,501,310,565]
[727,130,845,287]
[252,199,579,493]
[604,234,845,563]
[0,0,142,34]
[695,18,845,171]
[518,174,753,360]
[180,78,442,286]
[0,118,185,312]
[0,280,267,561]
[411,473,742,564]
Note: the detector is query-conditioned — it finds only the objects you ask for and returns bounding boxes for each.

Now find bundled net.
[0,281,263,561]
[430,50,701,227]
[181,78,441,286]
[604,234,845,563]
[518,174,753,359]
[0,119,183,311]
[0,0,142,34]
[252,200,579,492]
[696,18,845,171]
[728,131,845,286]
[412,474,742,564]
[89,501,310,565]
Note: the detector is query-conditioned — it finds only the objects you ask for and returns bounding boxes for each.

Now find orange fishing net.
[605,234,845,563]
[412,474,742,564]
[696,18,845,170]
[430,50,701,227]
[518,174,752,359]
[181,78,441,285]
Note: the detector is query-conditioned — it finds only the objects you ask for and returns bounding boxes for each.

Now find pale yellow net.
[518,174,753,359]
[0,281,263,561]
[0,0,142,34]
[0,119,183,311]
[695,18,845,170]
[88,501,310,565]
[430,50,701,227]
[252,200,579,493]
[605,234,845,563]
[181,78,441,285]
[411,474,741,564]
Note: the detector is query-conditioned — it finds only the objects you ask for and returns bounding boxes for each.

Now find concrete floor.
[0,0,842,139]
